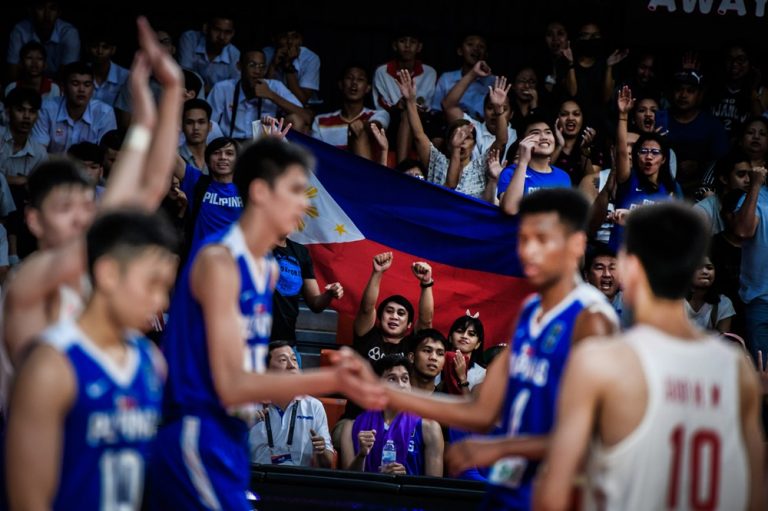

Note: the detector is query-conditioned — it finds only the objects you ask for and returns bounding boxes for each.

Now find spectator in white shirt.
[178,10,240,93]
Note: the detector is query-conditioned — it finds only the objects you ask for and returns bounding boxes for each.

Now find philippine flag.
[287,132,533,346]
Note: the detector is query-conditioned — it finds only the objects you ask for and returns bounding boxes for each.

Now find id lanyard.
[265,400,300,449]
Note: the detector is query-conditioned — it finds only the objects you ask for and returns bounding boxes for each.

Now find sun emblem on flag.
[297,186,320,231]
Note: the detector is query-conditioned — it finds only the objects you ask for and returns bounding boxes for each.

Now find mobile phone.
[655,109,669,132]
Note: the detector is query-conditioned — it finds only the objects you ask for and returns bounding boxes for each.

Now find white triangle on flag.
[289,171,365,245]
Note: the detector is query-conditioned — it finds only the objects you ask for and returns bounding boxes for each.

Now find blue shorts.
[147,414,250,511]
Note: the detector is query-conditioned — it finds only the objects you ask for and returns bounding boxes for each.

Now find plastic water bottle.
[381,440,397,466]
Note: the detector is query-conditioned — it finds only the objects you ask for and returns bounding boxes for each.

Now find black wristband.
[458,380,470,387]
[420,280,434,288]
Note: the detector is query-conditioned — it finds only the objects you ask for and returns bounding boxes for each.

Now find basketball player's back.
[583,325,748,510]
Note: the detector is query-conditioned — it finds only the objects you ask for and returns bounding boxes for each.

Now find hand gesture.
[445,438,507,476]
[369,123,389,151]
[581,126,596,148]
[332,347,387,410]
[373,252,393,273]
[357,429,376,456]
[395,69,417,102]
[681,51,701,71]
[453,351,467,381]
[324,282,344,300]
[758,350,768,396]
[487,148,507,181]
[253,80,273,99]
[263,116,292,139]
[560,40,574,64]
[380,462,407,475]
[553,118,565,147]
[127,52,156,130]
[472,60,492,78]
[450,124,473,150]
[488,75,511,109]
[412,262,433,285]
[310,429,326,454]
[749,166,767,187]
[608,208,630,226]
[137,17,183,88]
[607,48,629,67]
[348,119,366,139]
[617,85,635,116]
[517,133,537,162]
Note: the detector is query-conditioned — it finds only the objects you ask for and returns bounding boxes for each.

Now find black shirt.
[271,239,315,341]
[353,326,407,364]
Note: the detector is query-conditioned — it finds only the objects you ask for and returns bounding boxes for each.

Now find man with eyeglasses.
[666,69,729,199]
[208,47,312,141]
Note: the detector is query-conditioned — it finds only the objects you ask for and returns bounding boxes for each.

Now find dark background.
[3,0,768,109]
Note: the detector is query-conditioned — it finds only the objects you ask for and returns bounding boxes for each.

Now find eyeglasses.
[516,79,537,86]
[638,147,662,156]
[246,62,267,69]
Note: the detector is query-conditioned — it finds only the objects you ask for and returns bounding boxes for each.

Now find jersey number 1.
[100,449,143,511]
[667,425,720,510]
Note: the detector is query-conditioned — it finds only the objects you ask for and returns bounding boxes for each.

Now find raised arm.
[615,85,635,185]
[412,262,433,330]
[483,148,506,205]
[445,125,472,189]
[442,61,492,123]
[6,345,76,510]
[604,49,629,104]
[353,252,392,337]
[734,167,766,239]
[562,42,577,97]
[500,135,536,215]
[369,123,390,167]
[488,75,511,153]
[101,17,184,211]
[395,70,431,166]
[2,239,85,365]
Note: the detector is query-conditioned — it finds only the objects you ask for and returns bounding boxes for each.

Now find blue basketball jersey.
[608,173,675,251]
[486,283,616,510]
[152,223,275,511]
[43,319,163,511]
[161,222,275,429]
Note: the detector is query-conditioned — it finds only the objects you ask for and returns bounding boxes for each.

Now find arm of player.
[571,307,618,344]
[422,419,444,477]
[353,252,392,337]
[6,344,76,511]
[446,435,550,476]
[386,345,510,432]
[533,341,607,511]
[3,239,86,365]
[193,247,386,409]
[738,355,767,511]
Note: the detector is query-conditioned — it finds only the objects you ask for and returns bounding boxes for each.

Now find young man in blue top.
[385,188,617,510]
[6,209,179,511]
[496,115,571,215]
[150,137,386,511]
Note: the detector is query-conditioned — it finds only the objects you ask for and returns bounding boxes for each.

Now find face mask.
[574,39,604,58]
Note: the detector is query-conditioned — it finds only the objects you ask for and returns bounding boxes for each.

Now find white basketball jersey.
[584,325,748,511]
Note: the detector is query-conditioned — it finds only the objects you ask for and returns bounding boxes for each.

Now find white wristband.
[124,126,151,152]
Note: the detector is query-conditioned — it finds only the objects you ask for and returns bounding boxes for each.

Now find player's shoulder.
[569,332,636,371]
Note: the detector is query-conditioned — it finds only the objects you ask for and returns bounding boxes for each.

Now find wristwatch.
[458,380,470,388]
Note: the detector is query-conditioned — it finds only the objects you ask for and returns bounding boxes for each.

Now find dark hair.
[374,354,412,377]
[85,25,117,47]
[86,209,178,280]
[183,98,212,120]
[454,31,487,49]
[4,87,42,111]
[713,149,751,193]
[99,129,125,151]
[338,63,370,83]
[584,242,617,272]
[407,328,448,354]
[737,115,768,144]
[521,112,556,136]
[207,9,236,26]
[67,142,103,164]
[239,46,265,66]
[624,202,709,299]
[60,61,93,82]
[232,138,313,201]
[394,159,426,177]
[377,294,415,325]
[204,137,239,166]
[632,132,676,193]
[182,70,203,97]
[266,340,294,366]
[28,159,93,208]
[19,40,46,61]
[448,316,485,367]
[518,188,590,233]
[687,251,719,305]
